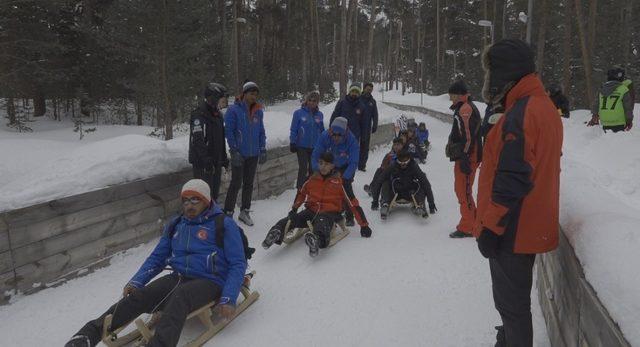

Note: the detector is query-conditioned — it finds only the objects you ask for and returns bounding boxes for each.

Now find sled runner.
[282,218,350,247]
[101,272,260,347]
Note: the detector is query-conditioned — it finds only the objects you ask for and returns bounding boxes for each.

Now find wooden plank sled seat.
[101,271,260,347]
[282,218,350,247]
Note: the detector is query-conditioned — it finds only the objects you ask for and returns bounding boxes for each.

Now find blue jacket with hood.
[128,205,247,305]
[225,98,266,158]
[290,105,325,149]
[311,129,360,180]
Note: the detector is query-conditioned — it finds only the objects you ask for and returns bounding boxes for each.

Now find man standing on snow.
[446,80,482,239]
[475,39,563,347]
[358,82,379,171]
[312,117,360,227]
[588,66,634,132]
[189,82,230,201]
[224,81,267,226]
[64,179,247,347]
[331,83,365,144]
[290,91,325,190]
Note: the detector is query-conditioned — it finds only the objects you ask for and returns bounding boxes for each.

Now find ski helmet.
[607,66,625,82]
[204,82,229,101]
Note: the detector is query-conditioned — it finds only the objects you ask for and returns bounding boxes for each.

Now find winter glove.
[122,283,137,297]
[371,200,379,210]
[459,155,472,175]
[477,228,501,259]
[360,226,372,238]
[587,115,600,126]
[289,143,297,153]
[204,165,216,176]
[372,126,377,134]
[625,120,633,131]
[287,208,297,222]
[259,150,268,165]
[429,205,437,214]
[230,149,243,167]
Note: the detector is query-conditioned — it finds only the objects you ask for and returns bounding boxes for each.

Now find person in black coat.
[330,83,365,142]
[358,82,379,171]
[189,82,230,201]
[546,83,570,118]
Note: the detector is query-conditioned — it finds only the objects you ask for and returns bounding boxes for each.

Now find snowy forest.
[1,0,638,138]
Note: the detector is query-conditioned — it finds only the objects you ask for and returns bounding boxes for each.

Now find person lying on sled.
[65,179,247,347]
[262,152,372,257]
[370,150,437,219]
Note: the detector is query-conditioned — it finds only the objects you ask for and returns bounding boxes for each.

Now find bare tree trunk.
[436,0,441,82]
[562,0,573,93]
[339,0,348,97]
[136,98,143,125]
[385,20,393,90]
[160,0,173,140]
[574,0,595,108]
[535,0,548,78]
[620,0,633,67]
[231,0,240,93]
[587,0,597,57]
[365,0,377,83]
[6,97,16,125]
[350,0,359,82]
[33,87,46,117]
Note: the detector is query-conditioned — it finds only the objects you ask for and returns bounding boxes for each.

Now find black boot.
[345,211,355,227]
[305,232,320,257]
[494,325,506,347]
[449,230,472,238]
[262,227,283,249]
[64,335,92,347]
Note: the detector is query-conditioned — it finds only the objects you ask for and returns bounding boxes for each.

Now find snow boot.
[380,203,390,220]
[449,230,472,238]
[494,325,506,347]
[262,227,282,249]
[413,205,429,218]
[238,209,254,226]
[305,232,320,257]
[345,212,355,227]
[64,335,92,347]
[363,184,371,196]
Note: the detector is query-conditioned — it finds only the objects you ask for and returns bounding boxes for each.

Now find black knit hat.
[448,80,468,95]
[483,39,535,102]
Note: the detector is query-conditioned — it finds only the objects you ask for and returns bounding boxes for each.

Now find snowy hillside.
[0,110,550,346]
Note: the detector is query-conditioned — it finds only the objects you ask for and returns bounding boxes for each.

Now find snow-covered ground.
[0,110,550,346]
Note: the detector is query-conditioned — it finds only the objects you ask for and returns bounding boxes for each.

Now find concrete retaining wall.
[383,100,631,347]
[0,123,395,303]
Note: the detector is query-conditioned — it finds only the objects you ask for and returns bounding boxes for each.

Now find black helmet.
[547,83,562,96]
[607,66,625,82]
[204,82,229,100]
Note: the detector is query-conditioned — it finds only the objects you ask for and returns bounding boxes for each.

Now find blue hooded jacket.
[128,205,247,305]
[225,98,266,158]
[417,129,429,143]
[330,95,365,139]
[311,129,360,180]
[290,106,325,149]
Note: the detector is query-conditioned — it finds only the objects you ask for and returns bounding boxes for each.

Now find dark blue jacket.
[311,130,360,180]
[417,129,429,143]
[330,95,365,139]
[359,94,379,135]
[225,99,266,158]
[128,205,247,305]
[290,106,325,149]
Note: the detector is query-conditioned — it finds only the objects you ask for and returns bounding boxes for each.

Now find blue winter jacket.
[290,106,325,149]
[128,205,247,305]
[417,129,429,143]
[311,130,360,180]
[330,95,365,139]
[225,99,266,158]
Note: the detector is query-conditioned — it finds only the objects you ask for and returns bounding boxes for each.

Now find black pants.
[272,209,340,248]
[380,180,425,206]
[489,252,537,347]
[224,156,259,212]
[338,166,356,221]
[603,125,626,133]
[75,274,221,347]
[296,148,314,190]
[359,131,371,170]
[193,164,222,201]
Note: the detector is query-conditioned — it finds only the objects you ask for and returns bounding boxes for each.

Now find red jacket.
[473,74,563,254]
[293,172,368,227]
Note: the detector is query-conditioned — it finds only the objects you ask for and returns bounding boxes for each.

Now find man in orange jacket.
[475,39,563,347]
[446,80,483,238]
[261,152,371,257]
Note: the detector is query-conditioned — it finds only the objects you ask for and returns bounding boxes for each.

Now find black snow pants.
[74,273,221,347]
[490,251,537,347]
[380,179,425,206]
[295,148,314,190]
[337,165,356,222]
[193,164,223,201]
[224,155,259,213]
[359,131,371,170]
[271,209,341,248]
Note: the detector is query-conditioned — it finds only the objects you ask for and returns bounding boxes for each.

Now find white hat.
[181,179,211,204]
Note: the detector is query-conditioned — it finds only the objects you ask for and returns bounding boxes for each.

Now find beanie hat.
[242,81,259,94]
[330,117,348,135]
[349,83,362,94]
[448,80,468,95]
[482,39,535,103]
[181,179,211,204]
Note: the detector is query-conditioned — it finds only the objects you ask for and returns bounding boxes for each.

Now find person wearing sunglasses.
[289,91,325,190]
[369,150,437,220]
[64,179,247,347]
[311,117,361,227]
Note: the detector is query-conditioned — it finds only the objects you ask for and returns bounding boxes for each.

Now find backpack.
[166,213,255,260]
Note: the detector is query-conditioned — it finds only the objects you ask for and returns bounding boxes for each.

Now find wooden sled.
[281,218,350,247]
[101,272,260,347]
[385,193,427,219]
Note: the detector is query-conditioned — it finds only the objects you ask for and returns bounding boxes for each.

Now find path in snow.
[0,105,549,346]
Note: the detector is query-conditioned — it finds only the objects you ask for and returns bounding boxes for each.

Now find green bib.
[599,84,628,127]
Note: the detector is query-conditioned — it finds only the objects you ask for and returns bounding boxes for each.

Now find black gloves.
[289,143,297,153]
[360,226,372,238]
[477,228,501,259]
[460,155,471,175]
[221,157,230,170]
[372,126,377,134]
[259,150,267,164]
[429,205,437,214]
[371,201,379,210]
[230,150,243,167]
[287,208,297,222]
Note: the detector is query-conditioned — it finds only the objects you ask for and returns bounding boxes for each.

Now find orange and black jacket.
[449,94,483,163]
[473,74,563,254]
[293,172,369,227]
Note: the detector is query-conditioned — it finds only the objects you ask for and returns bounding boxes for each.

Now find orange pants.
[454,161,479,234]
